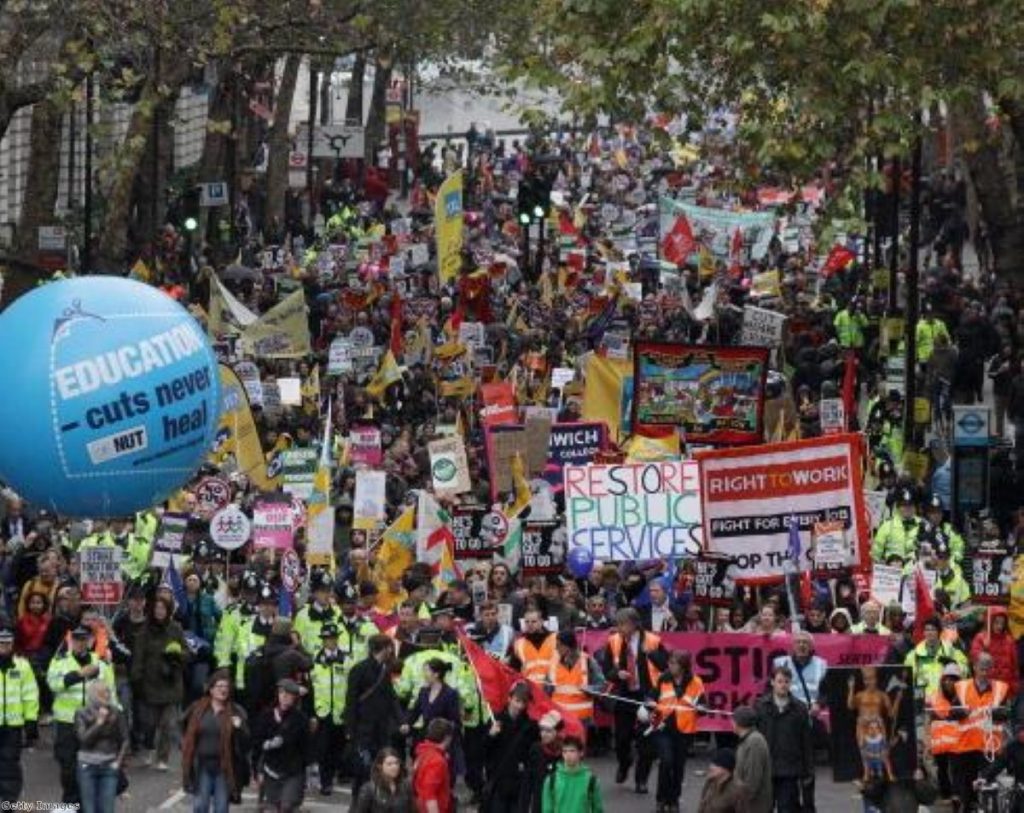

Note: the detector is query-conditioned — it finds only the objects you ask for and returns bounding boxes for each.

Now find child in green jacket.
[541,736,604,813]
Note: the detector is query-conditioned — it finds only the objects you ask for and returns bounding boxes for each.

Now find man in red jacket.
[414,718,454,813]
[970,607,1018,698]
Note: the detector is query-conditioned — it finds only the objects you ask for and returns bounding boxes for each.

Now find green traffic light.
[184,217,198,232]
[532,205,544,219]
[519,212,531,225]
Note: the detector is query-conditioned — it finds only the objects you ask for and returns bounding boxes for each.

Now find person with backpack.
[541,735,604,813]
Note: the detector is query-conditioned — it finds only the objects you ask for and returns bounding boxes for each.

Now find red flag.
[458,631,586,741]
[661,215,696,266]
[841,350,857,430]
[820,245,856,278]
[558,210,578,237]
[913,567,936,643]
[389,290,404,357]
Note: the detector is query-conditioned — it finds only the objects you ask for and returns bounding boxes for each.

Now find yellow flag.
[582,355,632,442]
[698,247,716,279]
[129,258,151,282]
[365,351,403,400]
[624,432,681,462]
[509,452,532,516]
[239,289,311,358]
[301,366,320,416]
[440,377,476,399]
[209,365,274,491]
[374,506,417,612]
[435,171,465,283]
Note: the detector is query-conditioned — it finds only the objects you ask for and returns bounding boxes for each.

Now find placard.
[458,322,485,351]
[428,436,472,495]
[487,421,607,501]
[696,434,868,581]
[819,398,846,435]
[864,489,888,531]
[195,476,232,518]
[740,306,786,347]
[633,342,769,445]
[522,521,566,576]
[870,564,904,606]
[966,548,1014,605]
[281,448,318,499]
[812,520,849,570]
[210,504,251,551]
[80,547,124,605]
[328,338,353,374]
[253,500,294,550]
[349,426,383,467]
[278,377,302,406]
[564,460,703,561]
[692,554,739,607]
[452,504,490,560]
[152,512,188,568]
[354,470,387,530]
[524,417,553,477]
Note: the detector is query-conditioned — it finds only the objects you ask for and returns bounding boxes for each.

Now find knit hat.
[709,748,736,772]
[732,706,758,729]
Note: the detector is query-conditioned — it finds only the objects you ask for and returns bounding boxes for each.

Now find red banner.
[579,630,888,730]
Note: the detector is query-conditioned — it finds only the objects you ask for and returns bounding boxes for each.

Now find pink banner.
[579,631,888,731]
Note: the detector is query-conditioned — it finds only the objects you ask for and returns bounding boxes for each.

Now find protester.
[73,679,128,813]
[696,748,748,813]
[181,669,250,813]
[352,747,415,813]
[733,706,772,813]
[347,634,403,796]
[252,678,310,813]
[521,711,565,813]
[412,718,454,813]
[755,665,813,813]
[541,735,603,813]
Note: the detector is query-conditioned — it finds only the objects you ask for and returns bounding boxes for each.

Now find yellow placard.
[435,171,464,284]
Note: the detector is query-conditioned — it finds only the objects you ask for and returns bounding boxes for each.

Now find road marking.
[158,786,350,810]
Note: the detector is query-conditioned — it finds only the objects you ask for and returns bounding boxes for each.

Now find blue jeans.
[77,761,118,813]
[193,764,229,813]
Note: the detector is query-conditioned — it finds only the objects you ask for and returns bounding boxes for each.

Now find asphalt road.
[18,724,876,812]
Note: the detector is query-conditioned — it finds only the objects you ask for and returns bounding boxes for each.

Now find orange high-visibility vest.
[607,632,662,688]
[928,690,960,755]
[549,655,592,720]
[954,678,1008,754]
[514,634,556,683]
[657,675,704,734]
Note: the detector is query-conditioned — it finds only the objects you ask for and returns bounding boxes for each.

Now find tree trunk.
[345,52,365,125]
[319,59,331,125]
[130,87,179,251]
[15,98,62,257]
[264,53,301,235]
[953,95,1024,285]
[364,53,392,163]
[97,63,189,269]
[198,65,236,238]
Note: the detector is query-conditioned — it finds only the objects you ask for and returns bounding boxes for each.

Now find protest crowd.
[5,122,1024,813]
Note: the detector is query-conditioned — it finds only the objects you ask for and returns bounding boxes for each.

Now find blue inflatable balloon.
[567,545,594,579]
[0,278,220,517]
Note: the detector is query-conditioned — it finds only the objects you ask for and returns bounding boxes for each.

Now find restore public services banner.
[435,171,464,284]
[579,630,888,731]
[658,197,775,261]
[633,342,768,445]
[564,460,703,561]
[696,434,869,582]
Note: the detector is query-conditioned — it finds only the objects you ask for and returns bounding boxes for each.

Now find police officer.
[923,495,966,565]
[872,488,920,564]
[311,622,347,796]
[213,571,259,672]
[336,583,378,663]
[47,625,116,805]
[232,583,279,697]
[0,627,38,802]
[294,569,339,654]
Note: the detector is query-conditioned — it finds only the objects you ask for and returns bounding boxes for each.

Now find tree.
[263,53,301,232]
[508,0,1024,280]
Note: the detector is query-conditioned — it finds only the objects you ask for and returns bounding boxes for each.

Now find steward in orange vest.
[926,663,963,800]
[597,608,669,791]
[649,650,705,809]
[511,610,556,685]
[548,630,604,722]
[952,654,1011,809]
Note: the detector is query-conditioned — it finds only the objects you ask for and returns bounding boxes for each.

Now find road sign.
[38,226,68,251]
[295,125,365,159]
[199,182,229,207]
[953,406,990,447]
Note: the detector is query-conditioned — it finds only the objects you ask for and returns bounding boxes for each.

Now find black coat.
[253,705,309,778]
[519,742,561,813]
[484,709,538,801]
[754,693,812,779]
[345,656,403,745]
